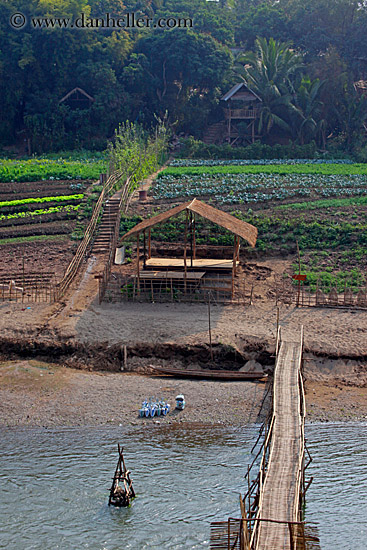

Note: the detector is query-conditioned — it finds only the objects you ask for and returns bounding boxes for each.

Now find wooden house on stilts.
[221,83,262,145]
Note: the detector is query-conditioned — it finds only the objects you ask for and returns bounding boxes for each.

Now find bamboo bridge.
[211,327,320,550]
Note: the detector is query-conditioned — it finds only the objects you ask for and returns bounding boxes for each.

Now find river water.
[0,423,366,550]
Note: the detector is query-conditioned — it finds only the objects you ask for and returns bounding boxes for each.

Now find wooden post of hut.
[136,233,140,296]
[190,211,194,268]
[108,444,135,507]
[184,210,188,294]
[192,214,196,260]
[148,229,151,259]
[143,230,147,269]
[296,241,301,307]
[231,235,237,299]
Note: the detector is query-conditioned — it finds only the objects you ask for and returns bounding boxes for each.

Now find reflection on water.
[1,423,366,550]
[0,424,257,550]
[305,423,367,550]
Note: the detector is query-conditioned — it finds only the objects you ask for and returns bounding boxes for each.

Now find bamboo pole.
[231,235,236,298]
[190,211,193,268]
[148,228,151,259]
[208,292,213,361]
[184,210,188,294]
[296,240,301,307]
[143,230,147,269]
[22,255,25,304]
[136,233,140,296]
[193,214,196,260]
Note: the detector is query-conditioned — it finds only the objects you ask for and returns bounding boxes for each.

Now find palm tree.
[239,37,303,136]
[342,94,367,147]
[294,76,326,145]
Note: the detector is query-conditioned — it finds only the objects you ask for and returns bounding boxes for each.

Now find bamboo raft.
[149,365,268,381]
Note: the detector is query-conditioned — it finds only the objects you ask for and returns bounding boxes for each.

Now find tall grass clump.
[108,118,169,190]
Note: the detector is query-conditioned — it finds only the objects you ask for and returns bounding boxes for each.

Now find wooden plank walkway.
[255,337,303,550]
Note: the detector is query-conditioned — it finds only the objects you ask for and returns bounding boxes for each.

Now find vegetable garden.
[0,154,106,183]
[122,159,367,293]
[0,157,100,278]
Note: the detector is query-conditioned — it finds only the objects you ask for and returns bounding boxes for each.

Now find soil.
[1,169,366,428]
[0,360,270,427]
[0,179,88,196]
[1,282,367,428]
[0,238,77,279]
[1,356,367,427]
[0,221,76,239]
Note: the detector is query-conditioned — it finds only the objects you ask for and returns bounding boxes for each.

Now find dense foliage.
[1,0,367,154]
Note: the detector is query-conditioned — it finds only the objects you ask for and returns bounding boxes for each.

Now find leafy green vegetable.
[0,194,83,208]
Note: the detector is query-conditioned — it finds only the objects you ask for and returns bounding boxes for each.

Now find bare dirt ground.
[1,358,366,428]
[1,255,366,427]
[72,300,367,357]
[0,238,76,279]
[0,360,269,427]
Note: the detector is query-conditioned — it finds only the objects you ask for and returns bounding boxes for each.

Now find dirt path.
[73,300,367,358]
[130,162,169,196]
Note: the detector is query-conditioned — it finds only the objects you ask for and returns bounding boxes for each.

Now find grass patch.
[0,204,80,222]
[0,194,83,209]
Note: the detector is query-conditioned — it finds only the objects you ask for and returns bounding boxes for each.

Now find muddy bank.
[1,331,367,389]
[1,358,367,428]
[305,380,367,422]
[0,360,270,428]
[0,335,274,373]
[2,299,367,358]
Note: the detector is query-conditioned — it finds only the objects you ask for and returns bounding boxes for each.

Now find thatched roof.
[119,199,257,248]
[221,82,261,102]
[59,87,94,104]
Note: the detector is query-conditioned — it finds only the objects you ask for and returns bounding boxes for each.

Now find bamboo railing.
[98,176,133,303]
[54,170,125,301]
[250,328,305,550]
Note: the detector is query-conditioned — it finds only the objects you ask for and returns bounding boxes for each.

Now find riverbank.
[0,360,269,427]
[1,359,367,427]
[1,300,367,358]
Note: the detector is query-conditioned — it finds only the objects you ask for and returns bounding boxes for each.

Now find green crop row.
[0,157,106,183]
[278,196,367,210]
[0,194,83,209]
[152,173,367,204]
[293,269,365,293]
[160,163,367,178]
[0,204,80,222]
[169,159,354,167]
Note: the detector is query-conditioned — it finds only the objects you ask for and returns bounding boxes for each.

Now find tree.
[133,29,232,132]
[294,76,326,145]
[240,37,303,135]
